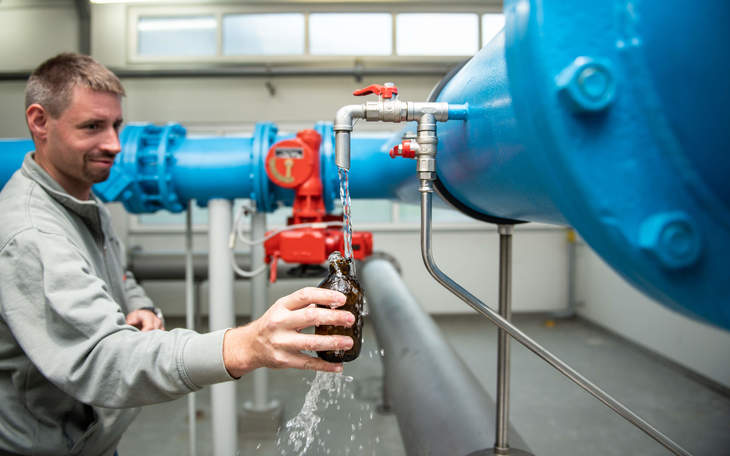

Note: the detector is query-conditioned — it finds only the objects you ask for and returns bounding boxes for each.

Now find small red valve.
[353,83,399,99]
[389,140,418,159]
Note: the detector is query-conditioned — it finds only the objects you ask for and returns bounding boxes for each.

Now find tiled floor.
[118,314,730,456]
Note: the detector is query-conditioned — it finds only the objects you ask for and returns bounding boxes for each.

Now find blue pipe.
[0,139,33,187]
[0,122,405,214]
[431,0,730,329]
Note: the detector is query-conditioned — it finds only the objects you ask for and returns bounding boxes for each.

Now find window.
[309,13,392,56]
[482,13,505,46]
[396,13,479,56]
[131,6,500,61]
[137,16,217,57]
[223,14,305,55]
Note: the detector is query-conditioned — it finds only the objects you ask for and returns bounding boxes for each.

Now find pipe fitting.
[333,104,365,132]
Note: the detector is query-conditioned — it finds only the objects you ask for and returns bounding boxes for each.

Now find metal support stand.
[418,185,692,456]
[208,199,237,456]
[241,209,282,435]
[185,203,198,456]
[481,226,533,456]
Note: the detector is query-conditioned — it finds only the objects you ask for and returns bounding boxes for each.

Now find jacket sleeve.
[0,229,234,409]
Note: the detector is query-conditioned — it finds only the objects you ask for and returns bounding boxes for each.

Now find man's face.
[41,86,123,198]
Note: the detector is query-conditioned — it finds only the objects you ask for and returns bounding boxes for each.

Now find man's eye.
[84,123,100,130]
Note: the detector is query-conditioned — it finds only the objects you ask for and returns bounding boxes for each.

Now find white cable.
[230,248,267,278]
[228,204,343,278]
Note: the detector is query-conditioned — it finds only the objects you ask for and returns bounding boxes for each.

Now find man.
[0,53,354,455]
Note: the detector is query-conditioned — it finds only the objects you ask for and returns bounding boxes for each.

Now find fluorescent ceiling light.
[91,1,158,3]
[137,17,216,32]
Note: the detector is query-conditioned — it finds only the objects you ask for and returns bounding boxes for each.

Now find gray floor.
[118,315,730,456]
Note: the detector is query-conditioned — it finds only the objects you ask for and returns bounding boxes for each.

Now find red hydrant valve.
[353,83,399,99]
[389,140,417,159]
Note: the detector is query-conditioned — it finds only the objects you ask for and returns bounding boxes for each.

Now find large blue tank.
[432,0,730,328]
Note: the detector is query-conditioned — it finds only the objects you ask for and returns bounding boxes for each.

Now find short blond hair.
[25,52,125,118]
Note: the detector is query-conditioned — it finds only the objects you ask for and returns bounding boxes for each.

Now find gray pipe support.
[208,199,237,456]
[361,258,529,456]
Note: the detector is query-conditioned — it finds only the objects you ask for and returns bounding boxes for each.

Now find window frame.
[126,3,503,66]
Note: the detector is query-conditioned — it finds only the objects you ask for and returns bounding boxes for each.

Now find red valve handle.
[389,141,416,159]
[353,84,398,99]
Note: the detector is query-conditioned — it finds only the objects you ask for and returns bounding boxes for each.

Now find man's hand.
[222,287,355,378]
[126,309,165,331]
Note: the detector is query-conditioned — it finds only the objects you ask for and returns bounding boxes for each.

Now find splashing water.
[279,372,353,455]
[338,167,354,262]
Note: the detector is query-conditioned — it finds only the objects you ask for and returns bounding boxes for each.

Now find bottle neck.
[330,259,351,276]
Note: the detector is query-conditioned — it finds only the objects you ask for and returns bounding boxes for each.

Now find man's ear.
[26,104,49,143]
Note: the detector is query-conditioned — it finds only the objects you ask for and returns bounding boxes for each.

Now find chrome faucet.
[333,82,468,172]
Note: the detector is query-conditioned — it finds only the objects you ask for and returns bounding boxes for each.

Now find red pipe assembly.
[263,129,372,282]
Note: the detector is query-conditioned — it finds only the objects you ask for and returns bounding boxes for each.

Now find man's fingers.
[279,287,346,311]
[140,313,156,331]
[277,351,344,373]
[287,333,353,352]
[126,313,142,328]
[286,307,354,330]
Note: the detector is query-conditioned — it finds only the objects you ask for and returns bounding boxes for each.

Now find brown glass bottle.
[315,251,364,363]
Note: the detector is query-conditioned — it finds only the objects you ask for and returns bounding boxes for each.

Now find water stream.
[278,372,353,455]
[338,167,353,263]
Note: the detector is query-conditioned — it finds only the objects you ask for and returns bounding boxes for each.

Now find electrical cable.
[228,204,344,278]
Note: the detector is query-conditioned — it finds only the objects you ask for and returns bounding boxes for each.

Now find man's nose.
[101,127,122,155]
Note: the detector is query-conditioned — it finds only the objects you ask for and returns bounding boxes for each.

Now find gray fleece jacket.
[0,153,233,455]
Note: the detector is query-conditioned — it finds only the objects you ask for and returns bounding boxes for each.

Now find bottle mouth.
[328,250,351,274]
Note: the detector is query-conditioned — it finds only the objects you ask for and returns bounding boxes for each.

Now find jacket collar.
[21,152,105,236]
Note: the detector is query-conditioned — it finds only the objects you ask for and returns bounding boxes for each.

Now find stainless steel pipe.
[185,203,198,456]
[250,211,268,410]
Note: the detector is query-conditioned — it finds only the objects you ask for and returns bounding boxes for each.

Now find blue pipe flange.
[314,121,338,212]
[95,123,186,213]
[249,122,280,212]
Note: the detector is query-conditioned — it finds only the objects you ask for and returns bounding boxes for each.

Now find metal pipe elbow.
[334,104,365,132]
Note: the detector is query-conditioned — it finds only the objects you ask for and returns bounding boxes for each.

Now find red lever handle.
[353,84,398,99]
[390,140,417,159]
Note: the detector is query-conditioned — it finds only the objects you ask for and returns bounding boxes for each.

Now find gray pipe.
[361,258,529,456]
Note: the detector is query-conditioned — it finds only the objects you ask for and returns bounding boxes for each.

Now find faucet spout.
[334,104,365,170]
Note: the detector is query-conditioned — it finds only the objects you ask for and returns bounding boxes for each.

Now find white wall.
[128,224,569,317]
[575,242,730,389]
[0,1,79,72]
[0,1,79,138]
